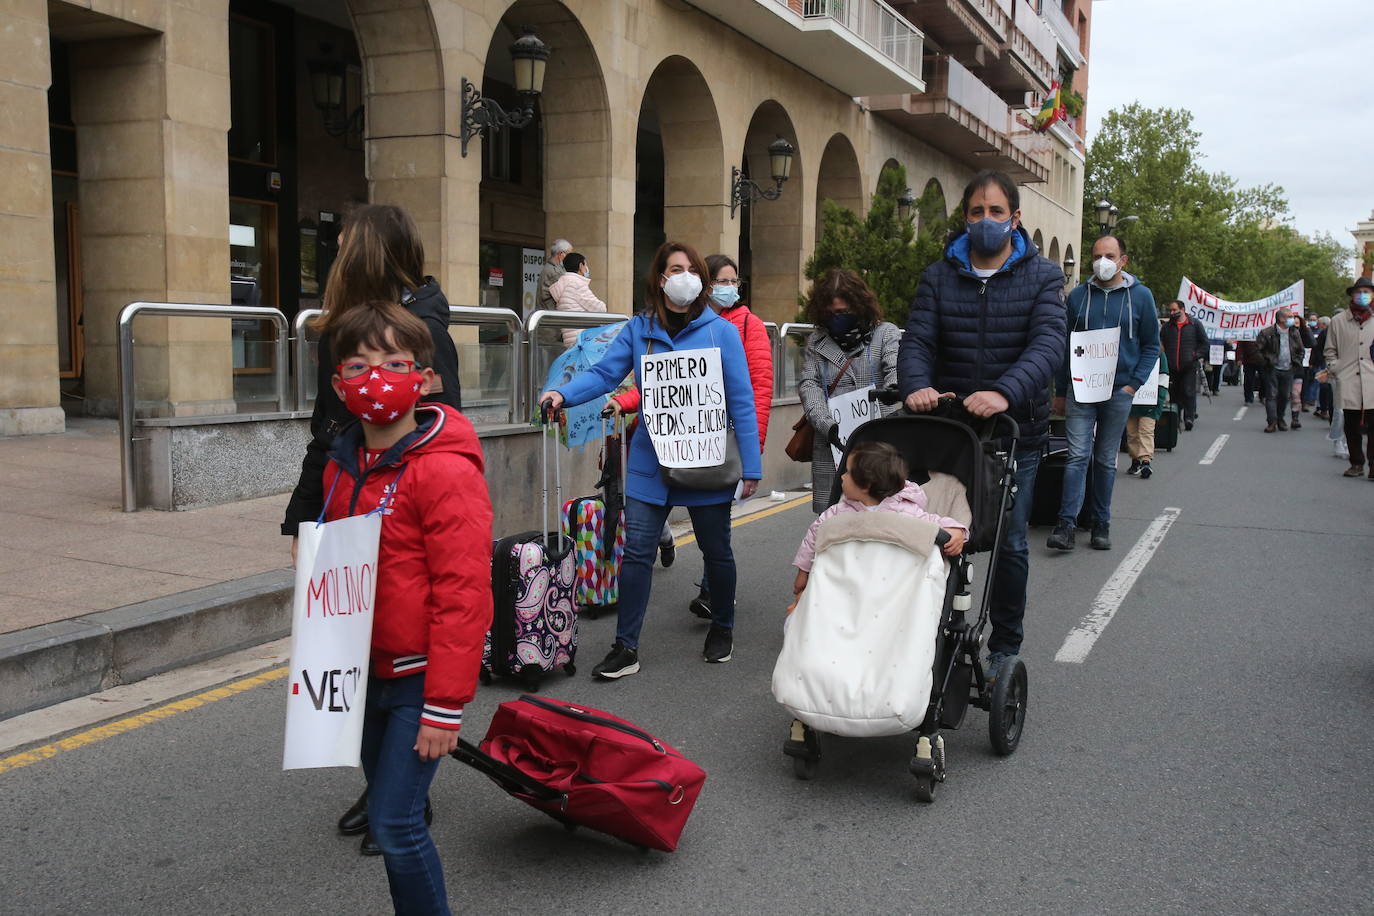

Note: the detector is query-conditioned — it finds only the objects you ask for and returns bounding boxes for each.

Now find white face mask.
[662,271,703,307]
[1093,256,1119,282]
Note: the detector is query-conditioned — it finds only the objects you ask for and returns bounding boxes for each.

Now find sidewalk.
[0,418,808,720]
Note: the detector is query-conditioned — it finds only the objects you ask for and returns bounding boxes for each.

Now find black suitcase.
[1154,404,1180,451]
[1032,437,1096,528]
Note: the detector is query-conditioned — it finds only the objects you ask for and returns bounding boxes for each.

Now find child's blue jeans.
[361,672,450,916]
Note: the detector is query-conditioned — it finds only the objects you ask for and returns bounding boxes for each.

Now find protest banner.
[1069,327,1120,403]
[283,512,381,770]
[828,385,875,465]
[639,347,727,468]
[1176,278,1305,341]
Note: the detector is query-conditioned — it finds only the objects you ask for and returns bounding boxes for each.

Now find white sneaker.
[1335,442,1349,460]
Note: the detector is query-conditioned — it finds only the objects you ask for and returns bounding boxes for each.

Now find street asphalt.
[3,392,1371,915]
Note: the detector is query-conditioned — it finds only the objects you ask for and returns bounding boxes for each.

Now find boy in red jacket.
[321,301,492,916]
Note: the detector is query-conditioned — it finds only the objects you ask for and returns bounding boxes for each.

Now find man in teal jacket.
[1048,234,1160,551]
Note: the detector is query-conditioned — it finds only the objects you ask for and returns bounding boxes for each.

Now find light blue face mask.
[711,284,740,309]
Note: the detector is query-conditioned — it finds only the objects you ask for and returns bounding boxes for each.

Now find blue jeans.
[618,497,734,649]
[987,445,1041,657]
[361,673,450,916]
[1059,388,1134,527]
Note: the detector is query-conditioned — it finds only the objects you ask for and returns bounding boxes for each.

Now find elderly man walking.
[1257,307,1309,433]
[538,238,572,310]
[1324,277,1374,477]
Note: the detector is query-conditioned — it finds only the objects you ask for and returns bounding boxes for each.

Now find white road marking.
[1199,434,1230,465]
[1055,508,1182,664]
[1233,405,1247,422]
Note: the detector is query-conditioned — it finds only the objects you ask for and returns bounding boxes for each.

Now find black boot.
[337,790,369,836]
[688,585,712,620]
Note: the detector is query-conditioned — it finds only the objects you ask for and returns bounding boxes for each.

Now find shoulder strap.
[828,354,857,397]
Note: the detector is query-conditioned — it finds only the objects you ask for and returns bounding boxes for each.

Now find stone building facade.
[1,0,1091,435]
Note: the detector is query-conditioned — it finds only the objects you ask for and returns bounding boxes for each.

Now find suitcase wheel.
[517,665,544,691]
[563,662,577,677]
[479,668,492,686]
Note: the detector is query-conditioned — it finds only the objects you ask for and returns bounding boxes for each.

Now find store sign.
[488,268,505,288]
[522,248,544,314]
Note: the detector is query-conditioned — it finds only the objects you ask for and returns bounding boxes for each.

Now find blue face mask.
[966,216,1014,256]
[711,284,740,309]
[1285,317,1296,328]
[1355,292,1373,309]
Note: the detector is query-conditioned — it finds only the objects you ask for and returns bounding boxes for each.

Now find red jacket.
[322,404,492,731]
[613,305,774,449]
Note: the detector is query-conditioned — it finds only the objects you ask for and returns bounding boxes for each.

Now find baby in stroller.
[789,441,967,610]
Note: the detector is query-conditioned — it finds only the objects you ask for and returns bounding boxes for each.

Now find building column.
[72,0,234,419]
[0,0,65,435]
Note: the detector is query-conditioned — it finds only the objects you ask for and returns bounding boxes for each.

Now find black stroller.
[780,395,1026,802]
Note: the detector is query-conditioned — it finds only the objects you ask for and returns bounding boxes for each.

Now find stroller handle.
[871,388,1020,447]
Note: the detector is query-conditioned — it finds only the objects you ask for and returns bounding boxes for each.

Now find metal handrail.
[293,308,322,411]
[448,305,524,423]
[524,310,630,418]
[118,302,290,512]
[761,321,781,398]
[777,322,817,403]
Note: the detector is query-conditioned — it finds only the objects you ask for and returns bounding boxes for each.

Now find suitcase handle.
[451,737,567,807]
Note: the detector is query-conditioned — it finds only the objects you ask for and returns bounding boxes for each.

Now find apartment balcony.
[983,0,1056,98]
[891,0,1009,67]
[1048,115,1084,152]
[684,0,925,96]
[870,55,1048,183]
[1041,0,1085,68]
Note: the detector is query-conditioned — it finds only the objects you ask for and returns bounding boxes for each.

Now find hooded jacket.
[897,227,1067,447]
[1056,271,1161,395]
[555,308,762,507]
[321,404,492,731]
[611,302,774,450]
[792,481,967,572]
[282,278,462,535]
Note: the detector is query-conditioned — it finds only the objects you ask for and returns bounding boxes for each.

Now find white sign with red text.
[283,512,381,770]
[1176,278,1305,341]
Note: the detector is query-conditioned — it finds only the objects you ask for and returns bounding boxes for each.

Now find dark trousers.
[619,497,734,648]
[1243,365,1262,403]
[1171,361,1199,421]
[1263,367,1293,426]
[1343,409,1374,467]
[1319,382,1334,416]
[987,446,1042,657]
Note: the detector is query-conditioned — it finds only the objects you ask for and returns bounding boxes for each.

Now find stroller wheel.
[913,774,936,803]
[988,656,1028,756]
[792,756,818,781]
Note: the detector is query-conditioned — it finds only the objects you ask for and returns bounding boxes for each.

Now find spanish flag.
[1033,81,1064,131]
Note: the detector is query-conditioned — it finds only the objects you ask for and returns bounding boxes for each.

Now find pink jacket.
[792,481,967,572]
[549,272,607,346]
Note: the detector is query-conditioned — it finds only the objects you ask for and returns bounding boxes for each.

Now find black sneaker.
[703,624,733,663]
[1090,523,1111,550]
[1046,522,1075,551]
[1138,462,1152,479]
[1127,459,1141,476]
[658,530,676,568]
[592,642,640,680]
[688,587,712,620]
[1184,420,1194,431]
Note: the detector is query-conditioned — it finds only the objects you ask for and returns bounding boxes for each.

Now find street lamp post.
[730,137,795,219]
[897,187,915,224]
[1062,255,1076,283]
[460,27,550,157]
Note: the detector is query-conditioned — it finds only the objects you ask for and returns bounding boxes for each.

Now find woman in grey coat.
[797,268,901,513]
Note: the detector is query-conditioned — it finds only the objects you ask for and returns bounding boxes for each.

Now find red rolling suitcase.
[451,694,707,852]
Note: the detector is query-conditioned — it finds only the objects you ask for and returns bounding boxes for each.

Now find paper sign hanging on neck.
[284,512,381,770]
[1208,344,1224,366]
[640,347,727,468]
[1069,327,1120,404]
[827,385,875,465]
[1132,360,1161,406]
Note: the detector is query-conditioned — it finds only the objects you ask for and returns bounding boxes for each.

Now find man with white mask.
[1048,234,1160,551]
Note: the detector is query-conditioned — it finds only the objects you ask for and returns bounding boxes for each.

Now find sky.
[1085,0,1370,256]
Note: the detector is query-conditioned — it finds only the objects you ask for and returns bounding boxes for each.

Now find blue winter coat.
[555,309,763,507]
[897,228,1067,446]
[1056,272,1161,394]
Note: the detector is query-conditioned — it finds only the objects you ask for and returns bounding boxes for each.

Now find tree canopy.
[1083,103,1353,314]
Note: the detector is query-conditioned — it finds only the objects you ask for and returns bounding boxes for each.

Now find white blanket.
[772,511,947,738]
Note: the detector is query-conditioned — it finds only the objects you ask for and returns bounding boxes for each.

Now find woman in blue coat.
[540,241,762,679]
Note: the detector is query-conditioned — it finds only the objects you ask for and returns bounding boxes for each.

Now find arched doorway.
[1048,237,1061,263]
[918,177,947,236]
[814,133,863,242]
[634,56,724,310]
[475,2,611,319]
[738,100,802,325]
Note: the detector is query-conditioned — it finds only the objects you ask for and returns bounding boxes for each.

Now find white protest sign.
[1069,327,1120,403]
[828,385,876,465]
[1176,277,1305,341]
[1302,348,1312,367]
[1225,350,1236,361]
[640,347,727,468]
[1208,344,1224,366]
[1133,360,1161,406]
[283,512,381,770]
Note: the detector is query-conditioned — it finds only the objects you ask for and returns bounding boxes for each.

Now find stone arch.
[919,176,948,235]
[635,55,725,304]
[815,133,863,242]
[1048,237,1061,263]
[738,100,803,325]
[1032,229,1045,253]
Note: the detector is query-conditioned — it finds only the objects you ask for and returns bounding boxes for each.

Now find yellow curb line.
[1,496,808,775]
[0,667,288,776]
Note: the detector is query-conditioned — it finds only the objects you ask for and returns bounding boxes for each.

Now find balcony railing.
[1008,0,1056,89]
[800,0,921,77]
[1041,0,1085,67]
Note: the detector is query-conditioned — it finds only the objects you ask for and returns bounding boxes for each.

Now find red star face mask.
[335,360,425,425]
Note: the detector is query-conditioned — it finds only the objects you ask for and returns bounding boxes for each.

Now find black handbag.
[660,430,741,491]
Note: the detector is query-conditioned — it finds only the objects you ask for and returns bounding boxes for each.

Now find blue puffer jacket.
[897,228,1067,446]
[555,309,762,507]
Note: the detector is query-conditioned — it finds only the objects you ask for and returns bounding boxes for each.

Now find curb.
[0,570,293,722]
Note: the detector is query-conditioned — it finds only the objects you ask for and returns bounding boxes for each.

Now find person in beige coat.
[1323,277,1374,477]
[548,252,608,346]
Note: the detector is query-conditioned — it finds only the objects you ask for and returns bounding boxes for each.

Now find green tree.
[1084,103,1352,312]
[804,163,957,326]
